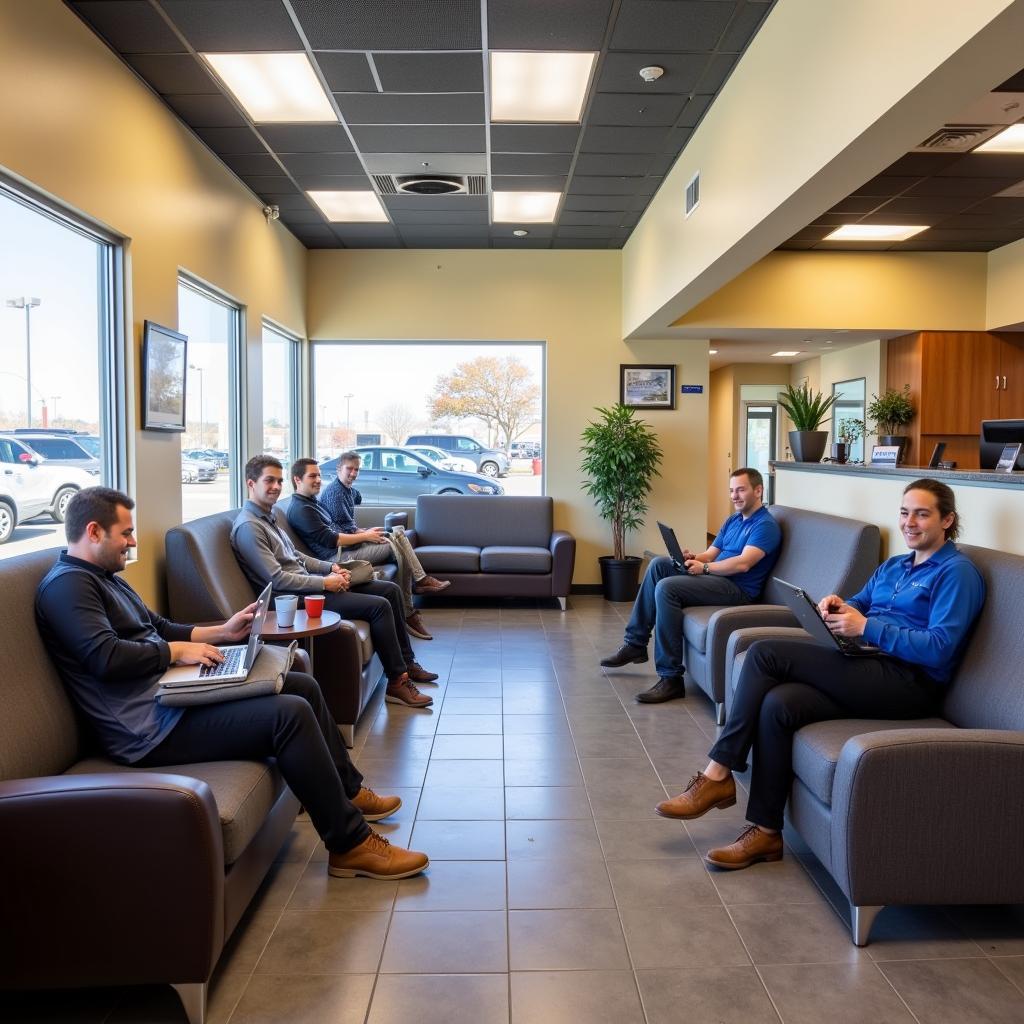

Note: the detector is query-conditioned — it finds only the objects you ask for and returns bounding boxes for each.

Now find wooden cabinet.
[996,333,1024,418]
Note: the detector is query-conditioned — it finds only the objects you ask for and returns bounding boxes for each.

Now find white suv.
[0,435,96,544]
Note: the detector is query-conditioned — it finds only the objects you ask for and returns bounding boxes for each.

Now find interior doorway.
[744,402,777,505]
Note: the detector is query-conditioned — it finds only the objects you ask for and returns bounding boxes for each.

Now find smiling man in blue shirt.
[601,467,782,703]
[657,477,986,872]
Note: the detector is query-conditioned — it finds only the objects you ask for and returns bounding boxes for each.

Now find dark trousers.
[138,672,370,854]
[324,579,415,680]
[708,639,939,830]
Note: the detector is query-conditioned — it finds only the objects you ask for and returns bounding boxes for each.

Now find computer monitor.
[980,420,1024,469]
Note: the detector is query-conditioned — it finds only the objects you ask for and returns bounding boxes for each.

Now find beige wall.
[0,2,307,604]
[987,237,1024,330]
[307,250,709,580]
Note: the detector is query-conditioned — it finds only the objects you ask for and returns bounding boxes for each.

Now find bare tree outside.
[377,401,419,445]
[429,355,539,453]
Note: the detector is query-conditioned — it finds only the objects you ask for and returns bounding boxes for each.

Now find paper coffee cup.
[274,594,298,628]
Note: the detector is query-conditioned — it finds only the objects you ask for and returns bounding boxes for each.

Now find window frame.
[261,319,302,469]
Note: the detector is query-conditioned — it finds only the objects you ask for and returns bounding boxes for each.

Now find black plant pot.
[598,555,643,602]
[831,442,849,464]
[879,435,909,464]
[789,429,828,463]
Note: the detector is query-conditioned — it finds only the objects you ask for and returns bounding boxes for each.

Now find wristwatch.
[702,562,710,575]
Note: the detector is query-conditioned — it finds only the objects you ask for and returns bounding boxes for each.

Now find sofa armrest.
[406,528,418,547]
[830,729,1024,907]
[0,772,225,987]
[724,626,815,700]
[549,530,576,598]
[703,605,799,704]
[313,618,371,726]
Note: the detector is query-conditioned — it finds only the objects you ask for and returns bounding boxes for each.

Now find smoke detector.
[638,66,664,83]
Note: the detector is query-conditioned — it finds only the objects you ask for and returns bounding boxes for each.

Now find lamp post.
[189,363,205,447]
[344,392,354,440]
[50,396,61,426]
[5,297,41,427]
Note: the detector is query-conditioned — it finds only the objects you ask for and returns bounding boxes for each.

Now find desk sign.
[870,445,901,466]
[680,384,704,394]
[996,442,1022,472]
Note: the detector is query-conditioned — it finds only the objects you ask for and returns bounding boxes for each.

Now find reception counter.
[772,461,1024,558]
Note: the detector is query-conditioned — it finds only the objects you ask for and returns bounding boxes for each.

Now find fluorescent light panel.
[493,191,560,223]
[708,349,718,354]
[772,351,801,357]
[825,224,927,241]
[491,51,596,122]
[975,124,1024,153]
[203,52,336,123]
[307,191,388,222]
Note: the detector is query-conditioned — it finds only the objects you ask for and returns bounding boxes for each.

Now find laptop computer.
[657,521,688,570]
[773,577,882,658]
[158,582,273,686]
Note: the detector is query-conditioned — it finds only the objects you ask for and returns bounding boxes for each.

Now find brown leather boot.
[656,771,736,820]
[705,825,783,870]
[351,787,402,822]
[413,575,451,594]
[385,674,433,707]
[407,662,439,683]
[328,831,428,879]
[405,611,433,640]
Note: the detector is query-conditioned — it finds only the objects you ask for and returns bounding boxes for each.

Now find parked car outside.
[319,446,503,505]
[405,444,477,474]
[181,456,218,483]
[405,434,510,477]
[510,441,541,459]
[183,448,228,469]
[9,432,101,475]
[0,434,97,542]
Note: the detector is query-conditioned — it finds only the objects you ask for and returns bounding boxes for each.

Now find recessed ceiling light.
[493,192,560,223]
[307,191,388,222]
[824,224,928,241]
[202,53,337,123]
[490,51,596,122]
[974,124,1024,153]
[708,349,718,355]
[513,229,529,237]
[772,351,801,357]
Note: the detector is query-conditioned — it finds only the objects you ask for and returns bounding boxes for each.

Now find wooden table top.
[261,609,342,639]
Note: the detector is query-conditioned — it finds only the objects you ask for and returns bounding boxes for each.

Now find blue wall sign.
[680,384,704,394]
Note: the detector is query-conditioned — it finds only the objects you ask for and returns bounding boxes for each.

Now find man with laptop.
[36,487,429,881]
[656,478,986,872]
[601,467,782,703]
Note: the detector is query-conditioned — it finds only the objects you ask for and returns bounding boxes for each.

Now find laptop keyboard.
[199,646,244,678]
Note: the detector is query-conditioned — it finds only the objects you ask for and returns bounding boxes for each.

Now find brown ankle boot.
[385,673,433,707]
[656,771,736,820]
[705,825,783,870]
[350,787,402,822]
[328,831,428,879]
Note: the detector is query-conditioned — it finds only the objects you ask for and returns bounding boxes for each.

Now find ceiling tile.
[555,237,613,248]
[277,209,330,224]
[313,53,377,93]
[390,209,489,225]
[589,93,687,127]
[825,196,884,215]
[906,176,1021,197]
[290,0,482,49]
[932,213,1024,231]
[335,93,485,125]
[645,153,677,176]
[288,224,341,247]
[334,235,402,249]
[259,193,320,213]
[917,227,1024,242]
[570,175,649,194]
[239,175,300,194]
[879,153,961,177]
[660,126,693,152]
[491,237,553,248]
[220,153,283,176]
[492,175,567,191]
[350,125,485,152]
[556,225,616,238]
[279,152,366,176]
[719,1,772,52]
[384,194,488,211]
[491,154,573,175]
[398,225,490,237]
[596,53,711,94]
[995,70,1024,92]
[620,211,641,227]
[363,152,487,174]
[677,94,713,127]
[490,125,580,153]
[581,125,669,153]
[292,174,374,190]
[124,54,217,94]
[936,153,1024,178]
[563,195,628,211]
[491,224,554,237]
[70,2,184,53]
[487,0,613,49]
[897,239,1000,251]
[851,175,923,197]
[610,1,736,52]
[575,153,655,175]
[259,125,354,153]
[372,53,483,93]
[159,1,304,50]
[874,195,969,215]
[163,94,248,128]
[332,224,401,239]
[698,52,740,92]
[194,126,268,154]
[965,196,1024,217]
[560,210,625,226]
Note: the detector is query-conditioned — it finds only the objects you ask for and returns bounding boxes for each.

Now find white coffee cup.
[274,594,298,628]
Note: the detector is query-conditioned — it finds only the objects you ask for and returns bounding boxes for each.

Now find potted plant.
[777,384,839,463]
[866,385,915,463]
[832,418,864,464]
[580,403,663,602]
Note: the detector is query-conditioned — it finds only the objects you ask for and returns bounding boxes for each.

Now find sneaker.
[413,575,451,594]
[405,611,433,640]
[407,662,439,683]
[328,831,428,879]
[351,787,402,822]
[705,825,783,870]
[385,674,433,707]
[635,676,686,703]
[656,771,736,820]
[600,643,648,667]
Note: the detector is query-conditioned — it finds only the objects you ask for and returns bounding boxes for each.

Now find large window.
[261,322,299,493]
[0,181,120,559]
[178,278,242,522]
[832,377,866,463]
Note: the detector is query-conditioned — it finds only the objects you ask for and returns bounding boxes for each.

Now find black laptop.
[773,577,882,658]
[657,521,687,570]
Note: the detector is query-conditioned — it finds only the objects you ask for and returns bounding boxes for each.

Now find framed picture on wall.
[142,320,188,432]
[620,364,676,410]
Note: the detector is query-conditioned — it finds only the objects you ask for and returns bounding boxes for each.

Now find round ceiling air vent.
[396,175,466,195]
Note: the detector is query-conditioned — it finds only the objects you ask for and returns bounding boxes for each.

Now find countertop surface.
[770,461,1024,488]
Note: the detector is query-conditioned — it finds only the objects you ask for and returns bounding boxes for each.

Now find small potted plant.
[866,385,915,463]
[580,403,663,602]
[832,418,864,464]
[777,384,839,463]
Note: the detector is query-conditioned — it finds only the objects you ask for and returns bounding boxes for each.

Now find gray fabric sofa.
[682,505,880,725]
[723,543,1024,946]
[0,549,298,1024]
[406,494,575,607]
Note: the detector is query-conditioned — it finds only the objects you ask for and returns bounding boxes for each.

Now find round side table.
[261,609,341,674]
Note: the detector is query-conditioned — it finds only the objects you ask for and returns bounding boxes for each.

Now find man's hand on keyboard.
[169,641,225,666]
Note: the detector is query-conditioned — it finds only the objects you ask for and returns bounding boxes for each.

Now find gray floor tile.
[506,818,604,861]
[502,692,566,714]
[445,682,503,700]
[504,785,593,819]
[572,731,648,758]
[286,861,398,912]
[569,714,639,739]
[563,694,627,716]
[423,759,504,788]
[504,758,584,786]
[352,757,429,788]
[579,756,661,787]
[710,854,824,906]
[636,966,779,1024]
[729,902,869,965]
[596,817,694,860]
[761,962,915,1024]
[863,906,985,961]
[442,697,503,715]
[435,714,503,734]
[510,970,645,1024]
[508,909,630,970]
[368,974,509,1024]
[502,713,570,734]
[409,819,506,860]
[993,955,1024,994]
[620,905,750,968]
[430,734,504,759]
[254,910,389,974]
[416,785,504,820]
[584,775,669,820]
[358,734,436,760]
[273,819,319,863]
[945,904,1024,956]
[605,855,721,907]
[380,911,508,973]
[507,858,616,909]
[395,861,507,911]
[229,974,375,1024]
[879,957,1024,1023]
[503,732,578,759]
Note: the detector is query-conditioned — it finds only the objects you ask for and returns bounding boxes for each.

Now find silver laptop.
[159,583,272,686]
[773,577,881,657]
[657,521,687,570]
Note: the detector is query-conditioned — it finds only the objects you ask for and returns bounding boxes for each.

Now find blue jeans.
[623,556,751,678]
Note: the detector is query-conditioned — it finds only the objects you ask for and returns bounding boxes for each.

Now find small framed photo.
[142,320,188,432]
[620,364,676,410]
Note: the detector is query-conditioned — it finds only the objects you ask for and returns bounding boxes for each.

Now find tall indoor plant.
[580,403,663,601]
[778,383,839,462]
[866,384,915,463]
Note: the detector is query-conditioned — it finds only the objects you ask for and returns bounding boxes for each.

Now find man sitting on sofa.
[35,487,428,880]
[601,467,782,703]
[285,457,445,642]
[231,455,437,709]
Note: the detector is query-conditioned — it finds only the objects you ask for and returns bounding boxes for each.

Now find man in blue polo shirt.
[601,467,782,703]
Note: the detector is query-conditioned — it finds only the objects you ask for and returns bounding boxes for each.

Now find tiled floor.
[7,597,1024,1023]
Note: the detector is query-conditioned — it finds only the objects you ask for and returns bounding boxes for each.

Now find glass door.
[744,403,777,505]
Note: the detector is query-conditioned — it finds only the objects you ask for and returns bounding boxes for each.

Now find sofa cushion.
[416,495,552,548]
[67,757,287,865]
[792,718,954,806]
[413,546,481,573]
[682,606,718,654]
[480,546,551,574]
